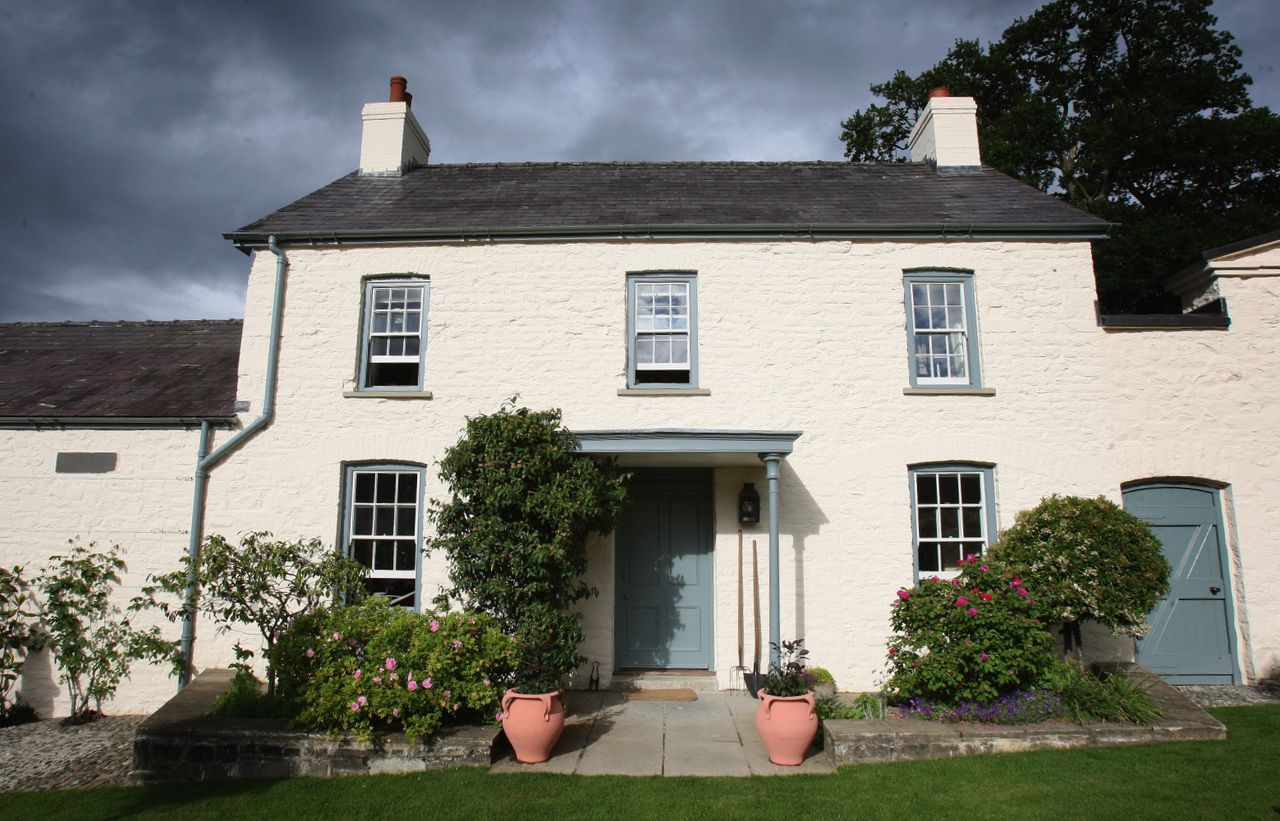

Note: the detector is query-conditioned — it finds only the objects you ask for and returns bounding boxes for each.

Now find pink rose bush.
[271,598,518,742]
[886,556,1055,704]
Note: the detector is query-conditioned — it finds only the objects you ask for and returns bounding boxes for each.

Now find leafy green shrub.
[764,639,814,697]
[989,495,1170,635]
[272,598,518,741]
[886,557,1056,704]
[146,531,367,694]
[208,668,286,719]
[809,666,836,686]
[817,692,886,722]
[1046,661,1164,724]
[39,540,175,720]
[430,402,626,693]
[1,565,42,723]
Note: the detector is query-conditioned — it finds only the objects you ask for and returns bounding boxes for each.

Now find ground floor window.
[909,465,995,580]
[343,464,423,607]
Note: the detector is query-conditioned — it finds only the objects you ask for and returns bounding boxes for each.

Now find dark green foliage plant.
[146,531,367,695]
[886,557,1057,704]
[271,598,518,741]
[1046,660,1164,724]
[809,666,836,687]
[207,668,285,719]
[39,540,175,720]
[839,0,1280,312]
[989,495,1171,635]
[764,639,815,697]
[816,692,886,722]
[430,402,626,693]
[0,565,41,723]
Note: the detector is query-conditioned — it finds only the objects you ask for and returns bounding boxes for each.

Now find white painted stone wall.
[0,428,204,715]
[206,237,1130,694]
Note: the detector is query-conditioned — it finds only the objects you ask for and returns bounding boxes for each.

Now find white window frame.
[343,464,424,608]
[626,272,698,388]
[358,278,429,391]
[904,271,981,387]
[908,464,996,581]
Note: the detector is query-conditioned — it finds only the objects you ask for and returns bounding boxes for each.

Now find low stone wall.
[824,664,1226,767]
[133,670,497,783]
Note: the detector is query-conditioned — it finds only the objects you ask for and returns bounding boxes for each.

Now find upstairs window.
[909,465,996,580]
[343,465,423,608]
[627,273,698,387]
[904,272,980,387]
[359,279,428,390]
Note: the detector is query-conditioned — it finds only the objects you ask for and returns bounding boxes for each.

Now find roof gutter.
[178,235,288,690]
[225,221,1111,251]
[0,416,236,430]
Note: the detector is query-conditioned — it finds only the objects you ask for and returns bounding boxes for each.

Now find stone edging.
[824,664,1226,766]
[133,670,497,782]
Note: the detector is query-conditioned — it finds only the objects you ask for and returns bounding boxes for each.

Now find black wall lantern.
[738,482,761,524]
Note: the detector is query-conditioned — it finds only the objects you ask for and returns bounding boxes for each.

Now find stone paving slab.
[0,715,145,793]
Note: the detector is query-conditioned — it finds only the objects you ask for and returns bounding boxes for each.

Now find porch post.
[761,453,784,670]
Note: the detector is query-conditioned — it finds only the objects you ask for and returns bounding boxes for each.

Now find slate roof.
[0,320,241,421]
[228,162,1107,245]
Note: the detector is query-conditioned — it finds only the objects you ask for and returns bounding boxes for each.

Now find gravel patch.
[1176,683,1280,708]
[0,715,146,793]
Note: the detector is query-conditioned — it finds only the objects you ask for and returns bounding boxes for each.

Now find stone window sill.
[617,388,711,397]
[902,386,996,396]
[343,390,434,399]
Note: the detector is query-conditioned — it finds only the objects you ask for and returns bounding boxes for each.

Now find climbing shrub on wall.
[430,401,626,693]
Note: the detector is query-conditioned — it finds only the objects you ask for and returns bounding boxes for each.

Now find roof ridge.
[0,318,243,329]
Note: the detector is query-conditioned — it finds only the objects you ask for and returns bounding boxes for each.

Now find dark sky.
[1,0,1275,322]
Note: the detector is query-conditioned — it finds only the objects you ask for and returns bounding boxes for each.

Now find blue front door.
[1124,483,1239,683]
[615,469,714,669]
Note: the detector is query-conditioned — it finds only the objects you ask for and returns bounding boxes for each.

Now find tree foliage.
[430,402,627,693]
[840,0,1280,312]
[0,565,42,721]
[146,532,367,694]
[39,540,175,720]
[989,495,1171,633]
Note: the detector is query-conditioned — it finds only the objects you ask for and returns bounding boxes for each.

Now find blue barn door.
[1123,483,1239,683]
[615,469,714,669]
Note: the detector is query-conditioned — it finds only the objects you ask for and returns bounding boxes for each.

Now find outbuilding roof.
[0,320,241,423]
[227,162,1107,248]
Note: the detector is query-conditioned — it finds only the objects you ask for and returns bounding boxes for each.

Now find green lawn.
[4,707,1278,820]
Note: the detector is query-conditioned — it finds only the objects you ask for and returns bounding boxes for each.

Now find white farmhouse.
[2,78,1276,716]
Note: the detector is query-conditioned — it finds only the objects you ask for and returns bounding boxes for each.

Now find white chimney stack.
[359,76,431,176]
[908,88,982,170]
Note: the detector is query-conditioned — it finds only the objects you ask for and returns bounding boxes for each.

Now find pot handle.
[539,693,553,722]
[501,690,516,714]
[761,692,817,719]
[804,692,816,719]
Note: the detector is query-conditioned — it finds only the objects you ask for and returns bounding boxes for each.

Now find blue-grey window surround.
[341,462,426,609]
[903,271,981,388]
[626,272,698,389]
[908,463,997,582]
[357,277,429,391]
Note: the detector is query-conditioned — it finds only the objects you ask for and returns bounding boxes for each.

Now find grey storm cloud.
[0,0,1275,321]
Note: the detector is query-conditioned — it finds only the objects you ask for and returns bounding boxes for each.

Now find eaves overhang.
[225,222,1111,252]
[0,416,239,430]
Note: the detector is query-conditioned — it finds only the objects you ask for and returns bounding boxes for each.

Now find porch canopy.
[574,429,801,667]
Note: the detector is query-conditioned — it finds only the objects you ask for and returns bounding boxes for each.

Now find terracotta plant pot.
[754,690,818,765]
[500,689,565,763]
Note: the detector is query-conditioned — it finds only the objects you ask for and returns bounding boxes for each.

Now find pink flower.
[408,679,418,691]
[888,646,897,655]
[979,593,994,601]
[390,672,399,681]
[443,689,452,699]
[392,708,400,718]
[385,657,397,671]
[897,590,910,601]
[354,669,362,681]
[1018,589,1029,597]
[950,578,961,587]
[979,565,989,572]
[350,701,361,712]
[496,711,506,721]
[373,676,382,685]
[357,695,367,706]
[305,648,315,658]
[424,677,433,689]
[955,597,969,607]
[452,640,462,648]
[347,638,357,648]
[980,652,989,661]
[967,607,978,616]
[482,679,491,687]
[430,620,440,632]
[332,632,342,641]
[929,575,941,582]
[966,553,979,563]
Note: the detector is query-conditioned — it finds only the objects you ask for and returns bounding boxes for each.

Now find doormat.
[621,688,698,702]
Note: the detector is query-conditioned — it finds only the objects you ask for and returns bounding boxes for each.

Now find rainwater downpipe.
[178,235,288,689]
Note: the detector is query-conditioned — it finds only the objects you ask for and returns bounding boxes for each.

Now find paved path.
[0,715,143,793]
[491,690,834,777]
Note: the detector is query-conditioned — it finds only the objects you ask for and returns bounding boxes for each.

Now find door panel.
[616,470,714,669]
[1124,483,1237,683]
